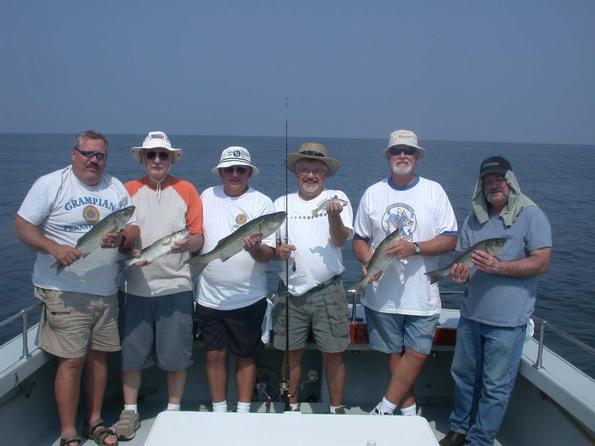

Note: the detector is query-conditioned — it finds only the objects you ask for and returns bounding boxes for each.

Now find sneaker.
[370,406,391,416]
[113,410,140,441]
[331,406,346,414]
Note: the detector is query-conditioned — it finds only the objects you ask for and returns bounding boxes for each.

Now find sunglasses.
[388,147,417,156]
[222,166,249,174]
[74,147,107,161]
[296,166,327,176]
[145,151,170,160]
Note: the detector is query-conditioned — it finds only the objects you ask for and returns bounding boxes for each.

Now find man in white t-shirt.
[195,146,276,414]
[353,129,457,417]
[273,143,353,414]
[14,130,139,446]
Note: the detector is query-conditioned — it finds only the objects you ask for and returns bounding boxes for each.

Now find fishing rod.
[280,97,291,411]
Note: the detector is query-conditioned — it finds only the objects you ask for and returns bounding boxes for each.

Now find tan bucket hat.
[286,143,340,176]
[382,129,425,159]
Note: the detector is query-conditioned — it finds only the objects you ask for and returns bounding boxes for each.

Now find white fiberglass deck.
[144,411,439,446]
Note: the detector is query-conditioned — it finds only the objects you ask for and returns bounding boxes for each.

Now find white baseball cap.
[382,129,425,159]
[131,131,183,164]
[212,146,259,176]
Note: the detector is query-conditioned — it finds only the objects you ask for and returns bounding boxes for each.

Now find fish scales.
[120,228,188,269]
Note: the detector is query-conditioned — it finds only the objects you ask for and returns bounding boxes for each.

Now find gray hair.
[73,130,109,150]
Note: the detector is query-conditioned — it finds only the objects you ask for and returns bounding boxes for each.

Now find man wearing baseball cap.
[440,156,551,446]
[353,129,458,417]
[114,131,204,440]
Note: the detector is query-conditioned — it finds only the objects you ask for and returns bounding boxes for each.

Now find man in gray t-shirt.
[440,156,552,446]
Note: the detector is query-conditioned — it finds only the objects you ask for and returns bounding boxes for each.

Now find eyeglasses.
[222,166,249,174]
[145,151,170,160]
[74,147,107,161]
[388,147,417,156]
[296,166,327,176]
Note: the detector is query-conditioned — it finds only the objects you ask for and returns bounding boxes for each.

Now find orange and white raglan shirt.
[123,176,203,297]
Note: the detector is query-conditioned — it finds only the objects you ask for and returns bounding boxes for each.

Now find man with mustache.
[353,129,457,417]
[274,143,353,414]
[440,156,551,446]
[14,130,138,446]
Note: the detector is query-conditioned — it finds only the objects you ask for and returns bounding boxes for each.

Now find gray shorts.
[119,291,194,372]
[365,306,439,355]
[273,278,349,353]
[34,287,120,359]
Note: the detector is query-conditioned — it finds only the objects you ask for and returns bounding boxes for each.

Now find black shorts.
[196,298,267,358]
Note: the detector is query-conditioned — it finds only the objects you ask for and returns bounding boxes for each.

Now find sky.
[1,0,595,145]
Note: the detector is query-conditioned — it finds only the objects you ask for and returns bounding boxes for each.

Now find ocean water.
[1,133,594,377]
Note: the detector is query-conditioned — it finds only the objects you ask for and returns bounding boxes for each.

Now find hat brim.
[286,154,340,176]
[212,161,259,176]
[130,147,183,164]
[382,144,425,159]
[480,167,508,178]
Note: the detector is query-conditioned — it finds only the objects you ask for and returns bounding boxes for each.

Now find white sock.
[378,397,397,414]
[124,404,138,413]
[290,403,299,411]
[166,403,181,411]
[212,400,228,413]
[237,401,251,413]
[400,403,416,416]
[329,405,343,414]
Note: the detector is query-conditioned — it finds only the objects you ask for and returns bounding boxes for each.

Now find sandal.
[83,418,119,446]
[59,435,81,446]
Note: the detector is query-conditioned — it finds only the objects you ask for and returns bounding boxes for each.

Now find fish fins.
[185,256,209,275]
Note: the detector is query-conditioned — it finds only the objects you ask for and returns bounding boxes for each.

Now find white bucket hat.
[212,146,259,176]
[382,129,425,159]
[131,131,183,164]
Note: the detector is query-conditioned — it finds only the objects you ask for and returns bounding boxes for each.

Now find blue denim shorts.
[364,307,439,355]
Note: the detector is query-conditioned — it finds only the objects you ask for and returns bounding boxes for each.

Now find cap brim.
[286,154,340,176]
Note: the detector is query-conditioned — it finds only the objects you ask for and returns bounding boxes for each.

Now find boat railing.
[1,299,595,374]
[0,302,41,360]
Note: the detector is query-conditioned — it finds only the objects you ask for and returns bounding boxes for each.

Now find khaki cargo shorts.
[34,287,120,358]
[272,278,350,353]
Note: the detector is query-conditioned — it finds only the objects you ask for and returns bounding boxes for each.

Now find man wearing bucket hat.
[440,156,551,446]
[353,129,458,417]
[113,131,204,440]
[273,143,353,414]
[195,146,276,414]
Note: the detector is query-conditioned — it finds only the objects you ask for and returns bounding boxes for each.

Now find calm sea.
[1,133,594,377]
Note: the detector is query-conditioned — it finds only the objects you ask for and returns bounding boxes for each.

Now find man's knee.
[206,349,227,363]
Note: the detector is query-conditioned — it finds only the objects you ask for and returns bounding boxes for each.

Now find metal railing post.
[534,319,546,369]
[21,309,30,359]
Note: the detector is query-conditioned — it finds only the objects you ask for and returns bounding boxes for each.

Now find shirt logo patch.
[381,203,416,240]
[83,205,100,223]
[235,213,248,225]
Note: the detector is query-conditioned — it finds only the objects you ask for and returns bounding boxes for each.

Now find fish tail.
[424,269,448,284]
[185,256,208,275]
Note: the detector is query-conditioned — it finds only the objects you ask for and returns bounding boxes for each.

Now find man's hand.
[49,244,81,267]
[472,250,501,274]
[326,200,344,217]
[275,243,296,260]
[362,263,382,283]
[171,237,191,254]
[244,233,263,253]
[449,263,470,284]
[102,230,125,249]
[384,239,416,260]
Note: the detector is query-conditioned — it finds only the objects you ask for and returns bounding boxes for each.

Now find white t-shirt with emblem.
[196,185,275,310]
[274,189,353,296]
[17,166,135,296]
[353,177,457,315]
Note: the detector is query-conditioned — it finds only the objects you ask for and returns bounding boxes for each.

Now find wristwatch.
[413,242,422,255]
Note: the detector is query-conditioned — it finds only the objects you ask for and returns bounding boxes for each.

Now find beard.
[391,161,413,176]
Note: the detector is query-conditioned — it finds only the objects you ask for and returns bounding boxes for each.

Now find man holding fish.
[353,129,457,417]
[440,156,551,446]
[273,143,353,414]
[14,130,138,446]
[194,146,278,414]
[113,131,204,440]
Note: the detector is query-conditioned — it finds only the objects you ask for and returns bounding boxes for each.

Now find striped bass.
[117,228,188,269]
[311,195,348,216]
[51,205,136,273]
[348,227,401,294]
[424,237,508,284]
[186,211,286,274]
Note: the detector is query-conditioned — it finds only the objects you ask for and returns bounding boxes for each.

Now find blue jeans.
[449,317,525,446]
